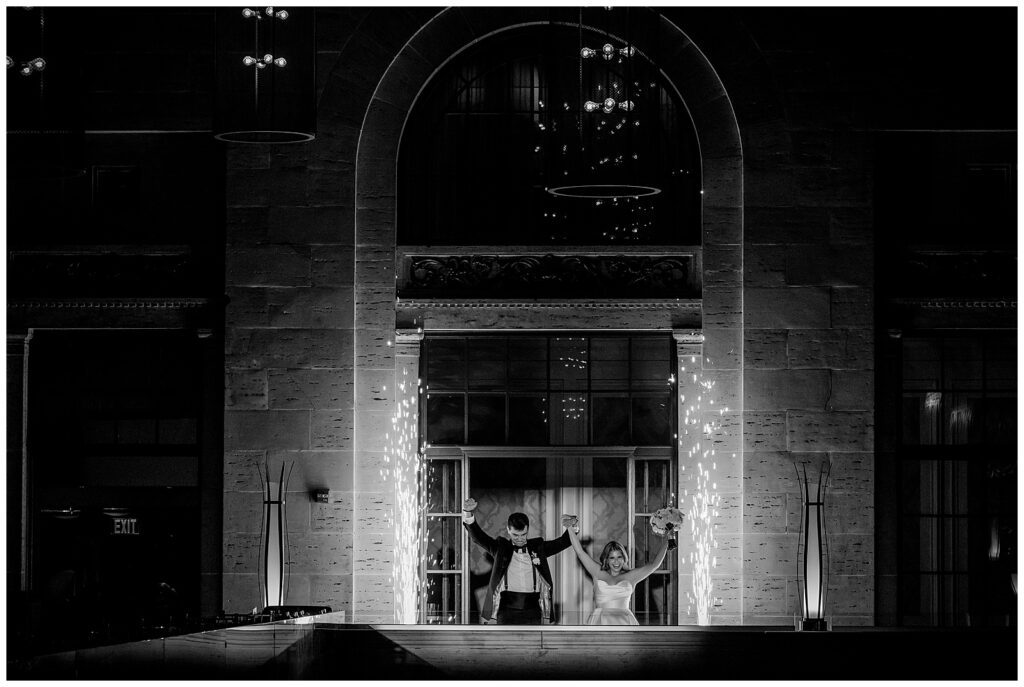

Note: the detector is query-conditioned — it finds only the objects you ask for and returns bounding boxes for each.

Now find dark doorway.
[22,330,204,652]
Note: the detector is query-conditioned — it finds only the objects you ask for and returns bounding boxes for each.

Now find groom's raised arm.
[543,528,571,555]
[462,497,498,555]
[542,514,576,555]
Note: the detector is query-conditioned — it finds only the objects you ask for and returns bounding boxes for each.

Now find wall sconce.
[214,7,316,143]
[40,507,81,520]
[311,488,330,503]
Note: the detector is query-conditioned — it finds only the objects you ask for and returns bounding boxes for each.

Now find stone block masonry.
[218,7,874,628]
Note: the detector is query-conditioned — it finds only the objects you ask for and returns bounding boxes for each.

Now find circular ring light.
[214,130,315,144]
[546,184,661,199]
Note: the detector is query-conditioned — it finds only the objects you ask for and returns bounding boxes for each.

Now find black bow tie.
[513,546,528,554]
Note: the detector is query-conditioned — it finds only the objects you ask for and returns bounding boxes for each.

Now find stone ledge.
[397,299,701,309]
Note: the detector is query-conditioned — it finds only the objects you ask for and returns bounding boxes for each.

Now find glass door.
[631,454,676,624]
[422,447,675,624]
[553,452,633,625]
[465,453,551,624]
[421,454,463,623]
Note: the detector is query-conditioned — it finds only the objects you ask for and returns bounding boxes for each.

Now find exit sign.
[111,517,140,536]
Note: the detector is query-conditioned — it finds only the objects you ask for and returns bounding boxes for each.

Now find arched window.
[399,23,701,246]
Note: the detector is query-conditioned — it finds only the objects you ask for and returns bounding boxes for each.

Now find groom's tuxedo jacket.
[464,519,571,622]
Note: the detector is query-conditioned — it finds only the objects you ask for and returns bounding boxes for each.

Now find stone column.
[391,328,424,623]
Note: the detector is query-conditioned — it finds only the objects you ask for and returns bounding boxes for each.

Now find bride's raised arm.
[627,532,672,583]
[565,520,602,578]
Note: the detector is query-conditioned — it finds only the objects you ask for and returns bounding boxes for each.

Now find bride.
[565,517,675,625]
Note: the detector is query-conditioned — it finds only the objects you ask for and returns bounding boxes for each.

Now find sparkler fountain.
[384,330,426,623]
[674,330,726,625]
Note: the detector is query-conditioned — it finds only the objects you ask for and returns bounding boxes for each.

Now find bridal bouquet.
[650,507,684,536]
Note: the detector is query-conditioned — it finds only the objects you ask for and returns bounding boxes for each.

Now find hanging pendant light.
[531,6,697,245]
[214,7,315,143]
[6,6,86,181]
[544,6,661,202]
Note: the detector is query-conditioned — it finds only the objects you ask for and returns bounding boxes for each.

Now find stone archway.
[350,7,742,623]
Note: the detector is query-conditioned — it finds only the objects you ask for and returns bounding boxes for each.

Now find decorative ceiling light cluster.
[214,6,316,143]
[6,7,45,77]
[555,336,588,369]
[581,39,636,115]
[6,6,87,181]
[242,7,289,69]
[561,395,587,421]
[243,54,287,69]
[583,97,634,114]
[243,6,288,19]
[580,43,635,60]
[8,56,46,77]
[544,7,660,205]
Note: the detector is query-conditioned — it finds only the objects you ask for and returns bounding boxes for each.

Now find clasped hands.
[461,498,581,534]
[561,513,580,534]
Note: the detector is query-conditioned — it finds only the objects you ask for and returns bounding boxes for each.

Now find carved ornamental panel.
[399,252,699,299]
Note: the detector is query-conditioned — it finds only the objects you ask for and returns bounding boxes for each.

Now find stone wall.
[222,7,874,625]
[727,25,876,624]
[221,7,382,617]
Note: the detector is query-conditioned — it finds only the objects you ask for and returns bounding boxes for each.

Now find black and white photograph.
[4,2,1018,681]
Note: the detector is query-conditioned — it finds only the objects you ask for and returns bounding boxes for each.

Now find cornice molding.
[8,297,211,310]
[672,329,705,344]
[892,298,1016,310]
[395,328,425,343]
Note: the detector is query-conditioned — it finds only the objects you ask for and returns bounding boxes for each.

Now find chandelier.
[5,6,86,181]
[543,7,664,205]
[214,7,316,143]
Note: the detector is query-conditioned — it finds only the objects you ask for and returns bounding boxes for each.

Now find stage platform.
[10,620,1017,680]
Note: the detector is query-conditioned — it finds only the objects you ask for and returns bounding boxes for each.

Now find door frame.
[423,445,674,624]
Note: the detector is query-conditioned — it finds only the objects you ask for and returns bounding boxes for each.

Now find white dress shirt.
[504,550,536,593]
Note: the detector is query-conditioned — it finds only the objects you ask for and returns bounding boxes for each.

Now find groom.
[462,497,576,624]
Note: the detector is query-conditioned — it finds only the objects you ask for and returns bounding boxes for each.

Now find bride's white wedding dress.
[586,578,639,625]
